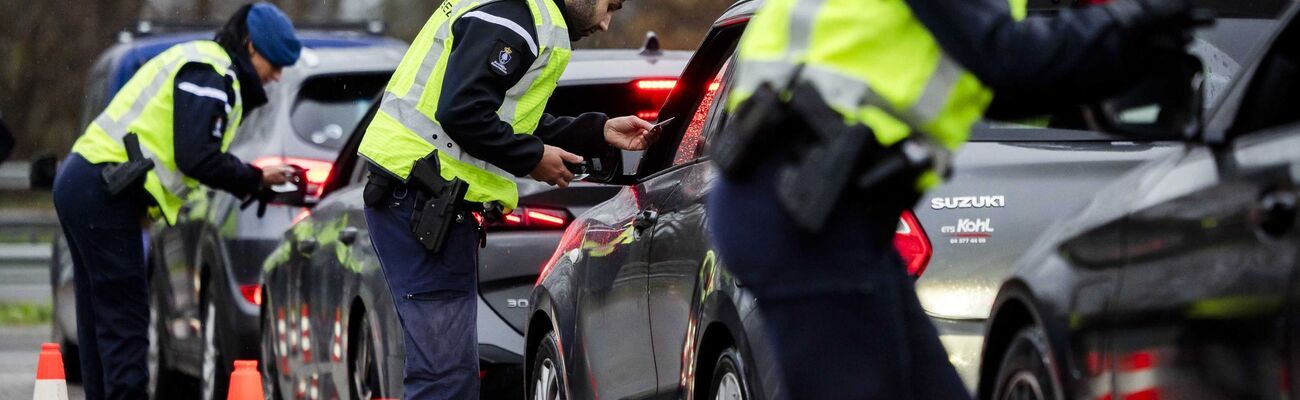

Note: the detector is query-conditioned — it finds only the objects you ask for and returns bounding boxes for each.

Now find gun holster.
[101,133,155,197]
[407,152,470,253]
[722,82,942,232]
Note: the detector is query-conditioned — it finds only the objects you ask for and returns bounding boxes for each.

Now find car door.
[641,54,736,398]
[1110,9,1300,397]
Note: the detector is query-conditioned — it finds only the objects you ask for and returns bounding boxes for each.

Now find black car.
[257,45,689,400]
[524,1,1283,399]
[45,24,407,399]
[979,3,1300,399]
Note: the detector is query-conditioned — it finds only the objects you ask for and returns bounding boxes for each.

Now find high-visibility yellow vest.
[728,0,1027,189]
[72,40,244,225]
[359,0,571,210]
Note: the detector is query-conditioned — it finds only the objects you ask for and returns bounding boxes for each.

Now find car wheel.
[200,297,230,400]
[349,309,382,400]
[992,326,1061,400]
[530,331,566,400]
[147,272,186,399]
[706,347,750,400]
[261,298,283,400]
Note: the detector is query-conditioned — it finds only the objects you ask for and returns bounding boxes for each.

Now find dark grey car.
[48,29,407,399]
[258,47,690,400]
[979,2,1300,398]
[524,1,1282,399]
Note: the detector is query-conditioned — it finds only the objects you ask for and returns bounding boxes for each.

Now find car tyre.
[530,331,566,400]
[147,268,186,399]
[348,307,382,400]
[200,294,230,400]
[705,347,750,400]
[992,326,1062,400]
[260,296,283,400]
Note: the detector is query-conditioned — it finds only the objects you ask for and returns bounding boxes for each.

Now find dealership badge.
[940,218,995,245]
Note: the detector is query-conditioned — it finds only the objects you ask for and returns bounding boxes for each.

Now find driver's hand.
[529,145,583,187]
[604,116,658,151]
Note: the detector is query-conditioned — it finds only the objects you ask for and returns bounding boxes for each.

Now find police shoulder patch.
[488,39,521,76]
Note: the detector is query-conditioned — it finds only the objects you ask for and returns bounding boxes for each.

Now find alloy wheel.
[532,359,560,400]
[1000,371,1046,400]
[714,370,743,400]
[350,317,380,400]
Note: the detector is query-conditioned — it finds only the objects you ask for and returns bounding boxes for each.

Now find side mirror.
[28,152,58,190]
[576,148,628,185]
[1087,54,1204,140]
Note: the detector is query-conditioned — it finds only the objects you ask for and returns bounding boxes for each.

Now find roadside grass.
[0,302,53,325]
[0,190,53,209]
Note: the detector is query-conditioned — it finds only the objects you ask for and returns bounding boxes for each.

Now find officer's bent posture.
[709,0,1199,398]
[356,0,653,398]
[51,3,299,399]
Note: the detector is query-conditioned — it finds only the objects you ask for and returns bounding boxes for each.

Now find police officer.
[51,3,300,399]
[708,0,1197,398]
[356,0,653,397]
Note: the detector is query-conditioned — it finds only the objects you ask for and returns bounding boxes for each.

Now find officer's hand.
[260,164,297,186]
[604,116,658,151]
[530,145,582,188]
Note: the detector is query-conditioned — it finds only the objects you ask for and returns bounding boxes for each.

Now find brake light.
[240,284,263,306]
[633,78,677,123]
[634,79,677,91]
[486,207,571,231]
[894,211,932,277]
[252,157,334,198]
[1074,0,1110,6]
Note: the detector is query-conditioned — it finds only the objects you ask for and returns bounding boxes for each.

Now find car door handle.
[339,227,359,246]
[1258,190,1297,238]
[634,210,659,232]
[299,238,318,254]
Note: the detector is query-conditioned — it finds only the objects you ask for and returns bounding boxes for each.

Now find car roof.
[95,30,407,100]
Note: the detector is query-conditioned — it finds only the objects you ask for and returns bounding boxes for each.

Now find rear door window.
[291,73,390,150]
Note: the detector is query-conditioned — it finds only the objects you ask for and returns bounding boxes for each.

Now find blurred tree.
[0,0,730,161]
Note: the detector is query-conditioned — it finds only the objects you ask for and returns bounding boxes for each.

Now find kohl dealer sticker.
[940,218,995,245]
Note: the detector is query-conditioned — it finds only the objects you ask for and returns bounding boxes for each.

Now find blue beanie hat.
[246,3,301,67]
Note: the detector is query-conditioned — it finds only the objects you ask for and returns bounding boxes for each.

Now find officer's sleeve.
[172,64,263,198]
[434,7,547,178]
[532,113,610,158]
[904,0,1175,117]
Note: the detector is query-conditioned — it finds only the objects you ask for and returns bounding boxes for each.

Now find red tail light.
[633,78,677,123]
[894,211,932,277]
[487,207,571,231]
[252,157,334,198]
[240,284,263,306]
[1074,0,1111,6]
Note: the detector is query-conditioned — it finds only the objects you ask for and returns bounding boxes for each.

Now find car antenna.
[639,31,663,58]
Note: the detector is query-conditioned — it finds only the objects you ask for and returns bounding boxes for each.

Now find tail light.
[1074,0,1111,6]
[632,78,677,121]
[240,284,263,306]
[486,207,571,231]
[251,157,334,198]
[894,211,932,277]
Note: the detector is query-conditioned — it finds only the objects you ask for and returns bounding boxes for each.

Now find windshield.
[291,73,390,150]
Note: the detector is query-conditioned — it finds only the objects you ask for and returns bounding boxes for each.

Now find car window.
[292,73,390,150]
[673,58,731,166]
[1227,7,1300,135]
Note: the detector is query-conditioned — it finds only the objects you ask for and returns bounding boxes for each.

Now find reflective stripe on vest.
[728,0,1028,151]
[358,0,571,210]
[71,40,243,225]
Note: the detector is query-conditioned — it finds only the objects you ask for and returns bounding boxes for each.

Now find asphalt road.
[0,324,84,399]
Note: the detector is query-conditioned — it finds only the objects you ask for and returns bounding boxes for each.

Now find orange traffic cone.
[226,360,265,400]
[32,343,69,400]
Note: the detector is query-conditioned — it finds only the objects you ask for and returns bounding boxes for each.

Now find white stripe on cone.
[33,379,69,400]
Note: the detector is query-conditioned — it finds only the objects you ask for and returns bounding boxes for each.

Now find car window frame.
[636,19,747,182]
